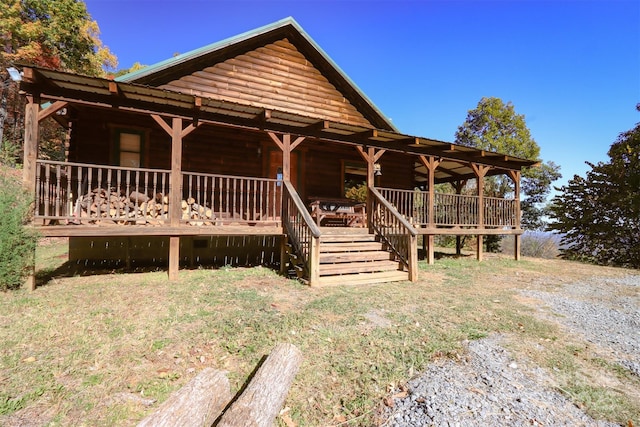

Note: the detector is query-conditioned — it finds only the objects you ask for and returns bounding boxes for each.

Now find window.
[113,129,145,167]
[119,132,141,167]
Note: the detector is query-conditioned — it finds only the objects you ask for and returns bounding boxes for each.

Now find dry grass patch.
[0,244,638,426]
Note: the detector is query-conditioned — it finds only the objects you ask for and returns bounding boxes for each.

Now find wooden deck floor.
[34,224,285,237]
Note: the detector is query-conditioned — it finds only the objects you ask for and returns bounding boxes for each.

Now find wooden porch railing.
[34,160,283,227]
[369,187,418,280]
[35,160,170,224]
[282,180,321,285]
[377,187,517,228]
[182,172,281,225]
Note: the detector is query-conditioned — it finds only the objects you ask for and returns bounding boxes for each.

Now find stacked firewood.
[75,188,217,226]
[181,197,215,226]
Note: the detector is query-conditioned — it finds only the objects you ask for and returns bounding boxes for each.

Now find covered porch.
[19,66,536,287]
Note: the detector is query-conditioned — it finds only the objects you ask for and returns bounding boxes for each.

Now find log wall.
[161,39,373,128]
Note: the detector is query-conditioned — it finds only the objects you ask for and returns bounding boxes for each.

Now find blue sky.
[84,0,639,191]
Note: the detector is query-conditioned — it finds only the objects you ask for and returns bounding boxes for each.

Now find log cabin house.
[17,17,537,287]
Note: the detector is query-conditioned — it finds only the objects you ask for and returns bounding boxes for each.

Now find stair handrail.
[282,181,321,284]
[369,187,418,281]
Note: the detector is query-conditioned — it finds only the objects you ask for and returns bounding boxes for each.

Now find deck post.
[508,170,523,261]
[471,164,489,262]
[169,236,180,281]
[308,235,320,286]
[408,234,418,281]
[168,117,183,280]
[419,156,440,265]
[23,95,40,290]
[426,234,435,265]
[454,180,466,256]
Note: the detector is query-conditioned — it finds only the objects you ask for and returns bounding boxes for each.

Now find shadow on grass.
[35,260,281,288]
[417,248,474,260]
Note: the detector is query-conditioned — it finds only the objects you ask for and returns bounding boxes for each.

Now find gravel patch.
[382,336,616,427]
[382,275,639,426]
[521,275,640,376]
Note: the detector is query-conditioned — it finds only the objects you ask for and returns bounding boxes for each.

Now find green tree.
[455,97,561,241]
[0,0,117,160]
[549,109,640,268]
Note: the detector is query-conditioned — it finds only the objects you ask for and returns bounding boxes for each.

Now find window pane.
[120,133,141,152]
[120,151,140,168]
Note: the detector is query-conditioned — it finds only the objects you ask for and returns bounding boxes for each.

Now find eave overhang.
[19,66,539,181]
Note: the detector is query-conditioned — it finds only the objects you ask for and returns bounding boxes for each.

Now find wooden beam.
[373,149,386,162]
[290,136,305,151]
[267,132,284,151]
[181,122,199,138]
[108,81,119,95]
[306,119,330,132]
[356,145,369,162]
[38,101,68,122]
[151,114,173,136]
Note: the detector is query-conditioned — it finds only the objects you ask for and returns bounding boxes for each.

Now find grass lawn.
[1,239,638,425]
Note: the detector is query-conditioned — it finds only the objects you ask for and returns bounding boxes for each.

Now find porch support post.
[471,164,489,262]
[419,156,441,265]
[169,117,183,281]
[453,180,466,256]
[268,132,305,183]
[23,95,40,193]
[23,95,40,291]
[357,146,385,231]
[508,170,522,261]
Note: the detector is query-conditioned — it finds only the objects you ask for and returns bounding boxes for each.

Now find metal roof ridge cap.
[115,17,298,83]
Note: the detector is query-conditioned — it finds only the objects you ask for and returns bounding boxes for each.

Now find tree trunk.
[217,343,302,427]
[136,367,231,427]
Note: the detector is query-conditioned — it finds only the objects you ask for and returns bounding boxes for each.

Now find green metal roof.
[115,17,398,132]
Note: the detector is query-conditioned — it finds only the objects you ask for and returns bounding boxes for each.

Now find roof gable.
[117,17,396,131]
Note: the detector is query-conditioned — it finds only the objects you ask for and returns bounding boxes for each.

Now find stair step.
[320,260,400,275]
[317,270,410,286]
[320,251,392,263]
[320,242,383,252]
[320,234,377,243]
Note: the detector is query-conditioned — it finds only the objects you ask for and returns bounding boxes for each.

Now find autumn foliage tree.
[0,0,117,161]
[549,108,640,268]
[455,97,561,250]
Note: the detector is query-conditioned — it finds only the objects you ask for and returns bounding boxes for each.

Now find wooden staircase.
[286,228,409,286]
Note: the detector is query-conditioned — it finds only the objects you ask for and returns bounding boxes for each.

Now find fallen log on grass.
[136,343,302,427]
[136,367,231,427]
[217,342,302,427]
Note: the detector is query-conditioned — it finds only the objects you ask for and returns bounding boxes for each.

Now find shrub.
[0,167,38,291]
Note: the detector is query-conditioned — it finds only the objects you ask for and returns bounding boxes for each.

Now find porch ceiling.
[20,66,538,181]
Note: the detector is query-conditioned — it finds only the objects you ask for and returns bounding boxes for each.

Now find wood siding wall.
[160,39,373,128]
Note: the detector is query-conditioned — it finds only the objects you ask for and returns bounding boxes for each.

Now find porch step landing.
[317,229,408,286]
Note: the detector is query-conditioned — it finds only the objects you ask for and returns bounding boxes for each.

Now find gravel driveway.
[382,274,639,426]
